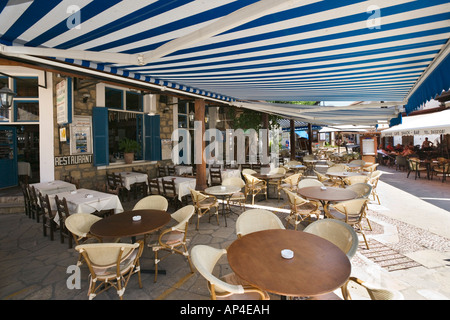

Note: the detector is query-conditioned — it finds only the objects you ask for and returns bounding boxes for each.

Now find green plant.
[119,138,140,153]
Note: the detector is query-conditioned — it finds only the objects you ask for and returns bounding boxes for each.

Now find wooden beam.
[195,99,207,191]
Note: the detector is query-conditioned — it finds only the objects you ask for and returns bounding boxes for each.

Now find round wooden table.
[297,186,357,215]
[227,229,351,298]
[90,209,171,241]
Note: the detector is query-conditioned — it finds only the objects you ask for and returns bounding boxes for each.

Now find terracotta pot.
[124,152,134,164]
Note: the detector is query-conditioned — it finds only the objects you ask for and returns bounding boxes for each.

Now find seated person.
[421,137,433,150]
[385,143,395,152]
[401,146,414,157]
[395,144,403,152]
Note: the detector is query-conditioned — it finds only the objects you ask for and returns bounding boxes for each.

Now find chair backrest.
[297,178,324,188]
[304,219,359,258]
[345,183,372,198]
[343,175,369,185]
[242,168,257,175]
[222,177,245,189]
[133,195,168,211]
[303,154,315,160]
[167,166,176,175]
[329,198,368,224]
[369,170,382,185]
[76,241,143,276]
[65,213,102,238]
[314,170,329,183]
[343,277,404,300]
[236,209,285,238]
[285,160,302,166]
[363,163,379,173]
[189,188,209,204]
[28,185,38,206]
[170,205,195,232]
[148,177,161,195]
[38,191,55,219]
[269,167,286,175]
[162,178,177,197]
[158,166,167,177]
[282,173,302,187]
[113,173,124,187]
[54,195,71,221]
[283,188,309,208]
[209,168,222,185]
[191,245,244,297]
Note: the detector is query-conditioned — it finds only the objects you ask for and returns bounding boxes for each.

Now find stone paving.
[0,164,450,301]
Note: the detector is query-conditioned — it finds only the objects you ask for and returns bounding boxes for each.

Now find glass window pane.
[0,107,10,122]
[178,102,186,114]
[178,115,187,128]
[105,87,123,109]
[16,101,39,121]
[0,77,8,88]
[108,111,143,162]
[15,77,38,97]
[126,91,142,111]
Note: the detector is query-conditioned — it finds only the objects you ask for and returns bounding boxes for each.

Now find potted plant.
[119,138,140,164]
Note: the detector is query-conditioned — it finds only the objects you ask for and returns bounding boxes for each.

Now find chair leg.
[154,250,159,283]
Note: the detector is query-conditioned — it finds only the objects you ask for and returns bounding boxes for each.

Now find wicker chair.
[150,205,196,282]
[327,198,370,249]
[342,277,404,300]
[297,179,323,212]
[242,173,267,205]
[368,170,382,205]
[267,167,286,200]
[314,170,333,186]
[75,241,144,300]
[235,209,284,238]
[283,188,320,230]
[132,195,168,211]
[343,175,369,186]
[280,173,302,191]
[345,183,373,230]
[304,219,359,259]
[406,158,427,180]
[432,160,449,182]
[221,177,246,211]
[189,188,219,230]
[65,213,102,265]
[191,245,270,300]
[242,168,257,175]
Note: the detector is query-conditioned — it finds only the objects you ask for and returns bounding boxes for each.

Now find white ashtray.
[281,249,294,259]
[85,194,93,198]
[132,215,141,221]
[320,186,327,190]
[70,190,77,194]
[220,186,226,190]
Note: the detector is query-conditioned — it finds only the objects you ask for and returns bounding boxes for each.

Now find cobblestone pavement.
[0,164,449,301]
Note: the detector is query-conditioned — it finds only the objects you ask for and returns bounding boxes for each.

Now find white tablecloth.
[119,172,148,190]
[18,162,32,177]
[31,180,77,196]
[49,188,123,224]
[175,165,193,175]
[158,176,196,201]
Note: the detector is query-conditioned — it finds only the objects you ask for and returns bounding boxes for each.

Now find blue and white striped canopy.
[1,0,449,124]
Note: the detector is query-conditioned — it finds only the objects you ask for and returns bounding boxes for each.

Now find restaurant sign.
[382,127,450,137]
[55,154,93,167]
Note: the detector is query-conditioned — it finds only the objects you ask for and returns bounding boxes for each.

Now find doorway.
[16,124,39,184]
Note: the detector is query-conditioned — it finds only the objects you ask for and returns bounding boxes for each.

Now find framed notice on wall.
[70,116,93,155]
[161,139,172,160]
[56,78,73,125]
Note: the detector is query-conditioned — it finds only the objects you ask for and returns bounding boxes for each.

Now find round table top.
[325,171,366,178]
[227,229,351,297]
[297,186,357,202]
[253,173,285,180]
[204,185,241,196]
[90,209,171,239]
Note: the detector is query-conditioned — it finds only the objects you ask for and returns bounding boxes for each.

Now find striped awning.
[1,0,449,124]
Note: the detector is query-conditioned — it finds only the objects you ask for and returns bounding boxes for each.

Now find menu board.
[362,138,375,155]
[70,116,92,155]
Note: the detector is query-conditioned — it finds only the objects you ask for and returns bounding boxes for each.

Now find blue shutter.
[92,107,109,166]
[144,114,161,161]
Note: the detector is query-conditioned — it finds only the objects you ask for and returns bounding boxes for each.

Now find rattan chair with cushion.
[75,241,144,300]
[189,188,219,230]
[283,188,320,230]
[304,219,359,259]
[314,170,333,186]
[280,172,302,191]
[406,158,427,180]
[150,205,196,282]
[235,209,285,238]
[342,277,404,300]
[191,245,270,300]
[327,198,370,249]
[222,177,246,211]
[349,159,365,172]
[345,183,373,230]
[65,213,102,265]
[432,159,449,182]
[362,163,379,174]
[242,173,267,205]
[242,168,257,175]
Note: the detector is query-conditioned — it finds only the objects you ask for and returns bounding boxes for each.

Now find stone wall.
[53,74,174,190]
